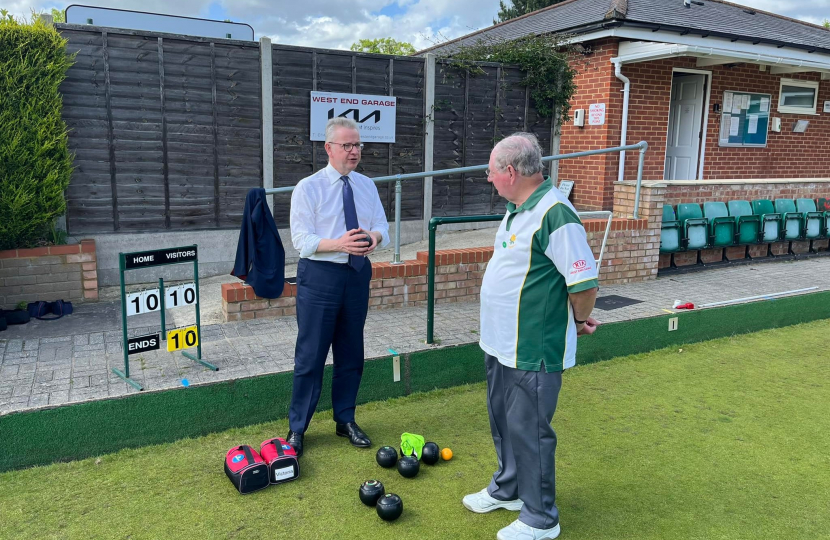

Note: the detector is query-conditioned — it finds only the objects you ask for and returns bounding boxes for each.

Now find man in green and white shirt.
[462,133,599,540]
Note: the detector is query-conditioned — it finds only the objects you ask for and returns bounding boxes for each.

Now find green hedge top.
[0,15,74,250]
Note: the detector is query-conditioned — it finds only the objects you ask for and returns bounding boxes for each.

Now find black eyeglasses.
[330,142,364,152]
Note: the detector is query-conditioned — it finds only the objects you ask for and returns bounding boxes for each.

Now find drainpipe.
[613,60,630,182]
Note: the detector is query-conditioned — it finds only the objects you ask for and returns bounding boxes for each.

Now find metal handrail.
[264,141,649,263]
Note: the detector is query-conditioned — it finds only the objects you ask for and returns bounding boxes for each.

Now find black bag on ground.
[224,445,270,495]
[1,309,30,325]
[27,300,73,320]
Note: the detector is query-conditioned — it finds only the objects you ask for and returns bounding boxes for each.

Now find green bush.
[0,13,74,250]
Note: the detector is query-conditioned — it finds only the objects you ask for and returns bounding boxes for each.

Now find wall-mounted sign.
[588,103,606,125]
[310,91,397,143]
[557,180,574,199]
[824,101,830,113]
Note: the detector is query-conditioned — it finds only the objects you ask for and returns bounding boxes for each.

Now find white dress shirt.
[290,164,391,263]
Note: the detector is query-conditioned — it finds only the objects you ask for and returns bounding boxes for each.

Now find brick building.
[419,0,830,213]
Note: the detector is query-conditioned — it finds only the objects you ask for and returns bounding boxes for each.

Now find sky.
[2,0,828,51]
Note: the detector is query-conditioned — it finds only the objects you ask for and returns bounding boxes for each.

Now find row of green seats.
[661,198,830,253]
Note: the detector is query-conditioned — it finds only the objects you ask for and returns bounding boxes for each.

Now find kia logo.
[573,260,587,269]
[328,108,381,123]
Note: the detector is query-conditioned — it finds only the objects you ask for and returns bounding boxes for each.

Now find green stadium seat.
[796,198,824,240]
[774,199,805,240]
[751,199,783,242]
[703,201,736,248]
[818,198,830,237]
[677,203,709,250]
[660,205,682,253]
[727,200,762,245]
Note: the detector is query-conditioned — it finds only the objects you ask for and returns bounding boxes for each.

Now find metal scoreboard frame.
[115,245,217,390]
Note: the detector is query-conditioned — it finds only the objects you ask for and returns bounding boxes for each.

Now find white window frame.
[777,78,819,115]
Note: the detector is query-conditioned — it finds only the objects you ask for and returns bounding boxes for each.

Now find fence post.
[260,37,274,212]
[422,54,436,240]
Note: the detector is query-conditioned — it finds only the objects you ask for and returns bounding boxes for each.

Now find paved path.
[2,254,829,415]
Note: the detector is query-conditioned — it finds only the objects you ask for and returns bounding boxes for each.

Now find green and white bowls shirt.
[479,178,599,372]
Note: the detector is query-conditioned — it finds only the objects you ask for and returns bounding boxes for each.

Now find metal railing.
[426,211,613,344]
[264,141,649,264]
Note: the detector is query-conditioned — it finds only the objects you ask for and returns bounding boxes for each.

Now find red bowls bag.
[224,445,270,494]
[260,437,300,485]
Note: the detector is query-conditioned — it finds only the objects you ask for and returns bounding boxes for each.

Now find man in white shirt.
[286,117,390,457]
[462,133,599,540]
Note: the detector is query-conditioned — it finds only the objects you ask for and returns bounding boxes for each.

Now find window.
[777,78,819,115]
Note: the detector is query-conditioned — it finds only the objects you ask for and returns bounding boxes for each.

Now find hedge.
[0,14,73,250]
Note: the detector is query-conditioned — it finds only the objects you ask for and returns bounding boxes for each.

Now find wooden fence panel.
[60,26,546,234]
[60,26,261,234]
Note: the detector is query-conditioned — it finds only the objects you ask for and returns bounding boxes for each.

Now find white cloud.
[5,0,500,50]
[6,0,827,52]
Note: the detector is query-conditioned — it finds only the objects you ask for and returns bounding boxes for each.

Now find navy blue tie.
[341,175,365,272]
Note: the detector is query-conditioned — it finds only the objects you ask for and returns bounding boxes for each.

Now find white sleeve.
[370,185,391,249]
[290,182,322,258]
[545,222,599,291]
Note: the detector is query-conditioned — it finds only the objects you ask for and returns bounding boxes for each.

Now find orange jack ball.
[441,447,453,461]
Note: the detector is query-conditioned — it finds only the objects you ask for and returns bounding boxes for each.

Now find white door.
[664,74,706,180]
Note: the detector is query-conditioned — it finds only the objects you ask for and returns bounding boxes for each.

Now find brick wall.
[221,219,657,321]
[584,218,659,284]
[563,39,830,213]
[559,39,623,212]
[620,56,830,183]
[0,240,98,309]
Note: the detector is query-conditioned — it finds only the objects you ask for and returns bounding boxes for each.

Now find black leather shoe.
[335,422,372,448]
[286,430,304,458]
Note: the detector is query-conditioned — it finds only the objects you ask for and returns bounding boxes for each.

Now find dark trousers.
[288,258,371,434]
[485,353,563,530]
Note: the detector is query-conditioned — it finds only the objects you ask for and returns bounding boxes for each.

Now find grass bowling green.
[0,320,828,539]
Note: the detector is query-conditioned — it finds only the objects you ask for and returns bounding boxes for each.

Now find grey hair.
[492,132,543,176]
[325,117,359,142]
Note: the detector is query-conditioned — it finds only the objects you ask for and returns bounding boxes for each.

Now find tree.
[50,8,65,23]
[350,38,416,56]
[824,19,829,29]
[495,0,566,24]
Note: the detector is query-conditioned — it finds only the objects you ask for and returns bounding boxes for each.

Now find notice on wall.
[310,91,397,143]
[793,120,810,133]
[723,92,733,112]
[720,114,731,142]
[741,95,750,110]
[588,103,606,125]
[747,114,758,134]
[760,97,770,113]
[729,116,740,137]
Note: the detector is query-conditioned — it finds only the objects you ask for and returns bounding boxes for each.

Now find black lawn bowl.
[376,446,398,468]
[421,442,440,465]
[376,493,403,521]
[397,455,420,478]
[359,480,385,506]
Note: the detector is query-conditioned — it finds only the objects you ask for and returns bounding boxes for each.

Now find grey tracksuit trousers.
[484,353,563,530]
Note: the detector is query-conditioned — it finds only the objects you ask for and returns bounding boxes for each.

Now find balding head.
[491,133,544,178]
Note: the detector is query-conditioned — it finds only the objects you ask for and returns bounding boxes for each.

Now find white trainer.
[462,488,524,513]
[497,519,560,540]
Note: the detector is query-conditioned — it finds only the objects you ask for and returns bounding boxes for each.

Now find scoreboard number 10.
[167,325,199,352]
